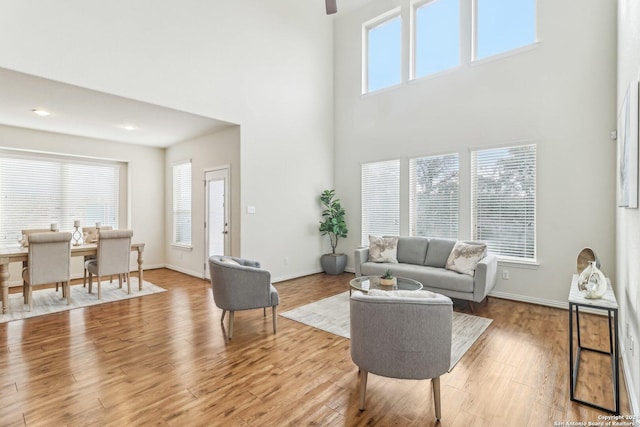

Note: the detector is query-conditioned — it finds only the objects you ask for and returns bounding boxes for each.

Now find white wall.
[0,124,165,281]
[334,0,617,304]
[165,126,241,277]
[0,0,335,281]
[617,0,640,413]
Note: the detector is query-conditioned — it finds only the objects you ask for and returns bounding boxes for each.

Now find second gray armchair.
[350,289,453,421]
[208,256,279,340]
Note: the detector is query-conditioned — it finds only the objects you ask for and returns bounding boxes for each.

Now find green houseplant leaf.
[319,189,348,254]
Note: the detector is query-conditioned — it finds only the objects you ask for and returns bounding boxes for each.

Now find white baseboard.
[621,341,640,415]
[164,264,204,279]
[273,269,324,283]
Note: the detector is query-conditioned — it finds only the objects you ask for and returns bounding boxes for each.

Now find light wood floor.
[0,269,630,426]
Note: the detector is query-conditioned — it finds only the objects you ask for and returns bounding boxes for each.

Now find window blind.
[172,161,192,246]
[471,144,536,261]
[409,153,459,239]
[0,152,120,249]
[361,159,400,246]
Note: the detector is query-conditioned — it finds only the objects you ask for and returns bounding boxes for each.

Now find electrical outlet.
[630,338,635,356]
[502,269,510,280]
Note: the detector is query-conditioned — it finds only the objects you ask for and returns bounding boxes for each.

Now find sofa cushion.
[424,238,456,268]
[368,235,399,263]
[360,262,474,293]
[446,241,487,276]
[396,236,429,265]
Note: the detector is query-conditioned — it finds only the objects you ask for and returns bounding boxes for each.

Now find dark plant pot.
[321,253,348,275]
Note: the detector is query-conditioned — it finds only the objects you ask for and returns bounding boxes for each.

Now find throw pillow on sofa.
[368,235,399,263]
[445,241,487,276]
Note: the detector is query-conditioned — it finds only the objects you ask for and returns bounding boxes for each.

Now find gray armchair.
[350,289,453,421]
[208,256,280,340]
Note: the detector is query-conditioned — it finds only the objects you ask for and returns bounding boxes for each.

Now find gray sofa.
[355,236,498,303]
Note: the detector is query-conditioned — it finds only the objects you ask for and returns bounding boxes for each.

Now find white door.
[204,168,230,279]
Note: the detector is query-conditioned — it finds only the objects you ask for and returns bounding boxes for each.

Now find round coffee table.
[349,275,423,294]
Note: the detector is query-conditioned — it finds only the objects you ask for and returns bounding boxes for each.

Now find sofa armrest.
[473,253,498,302]
[354,247,369,277]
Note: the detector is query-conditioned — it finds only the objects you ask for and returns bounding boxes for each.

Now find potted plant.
[379,269,396,286]
[319,189,348,275]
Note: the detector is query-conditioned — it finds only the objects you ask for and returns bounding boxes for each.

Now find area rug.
[0,278,166,323]
[280,291,492,371]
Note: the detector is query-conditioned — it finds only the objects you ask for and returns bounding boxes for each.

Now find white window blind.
[173,161,192,246]
[361,159,400,246]
[410,153,459,239]
[0,152,120,249]
[471,144,536,261]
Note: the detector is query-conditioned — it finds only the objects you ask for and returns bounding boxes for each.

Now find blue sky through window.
[367,16,401,92]
[364,0,536,92]
[476,0,536,59]
[415,0,459,78]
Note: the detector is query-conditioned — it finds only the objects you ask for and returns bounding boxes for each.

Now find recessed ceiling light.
[121,125,137,131]
[32,109,51,117]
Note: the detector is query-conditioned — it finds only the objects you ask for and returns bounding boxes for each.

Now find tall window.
[172,161,192,246]
[364,12,402,93]
[361,159,400,245]
[409,153,459,239]
[0,151,121,249]
[414,0,460,78]
[471,144,536,261]
[474,0,536,60]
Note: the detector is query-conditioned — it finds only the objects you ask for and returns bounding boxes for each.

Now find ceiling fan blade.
[326,0,337,14]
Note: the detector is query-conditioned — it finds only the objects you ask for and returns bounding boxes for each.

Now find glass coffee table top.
[349,275,423,293]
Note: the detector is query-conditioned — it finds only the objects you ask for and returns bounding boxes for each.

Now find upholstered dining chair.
[22,232,73,311]
[85,229,133,299]
[82,225,113,287]
[208,255,280,340]
[350,289,453,421]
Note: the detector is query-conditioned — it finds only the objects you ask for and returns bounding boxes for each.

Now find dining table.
[0,242,145,314]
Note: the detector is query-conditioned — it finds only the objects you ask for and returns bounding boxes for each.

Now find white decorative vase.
[578,260,607,299]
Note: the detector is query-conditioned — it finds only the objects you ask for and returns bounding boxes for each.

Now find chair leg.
[432,376,442,421]
[65,281,71,305]
[359,369,368,411]
[263,307,266,317]
[28,285,33,312]
[221,309,226,323]
[272,306,277,334]
[126,272,131,294]
[88,272,93,294]
[97,275,102,299]
[228,311,234,339]
[83,268,87,287]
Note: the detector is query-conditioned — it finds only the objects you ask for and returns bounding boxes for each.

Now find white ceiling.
[0,67,233,148]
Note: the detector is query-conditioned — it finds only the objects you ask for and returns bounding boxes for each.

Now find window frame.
[470,143,537,263]
[409,152,460,239]
[0,149,126,249]
[361,159,401,246]
[410,0,462,81]
[471,0,538,62]
[362,8,403,94]
[172,160,192,248]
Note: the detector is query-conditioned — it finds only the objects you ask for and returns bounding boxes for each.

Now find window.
[471,144,536,261]
[409,153,459,239]
[0,151,121,249]
[414,0,460,78]
[474,0,536,60]
[361,159,400,245]
[364,12,402,93]
[172,161,192,246]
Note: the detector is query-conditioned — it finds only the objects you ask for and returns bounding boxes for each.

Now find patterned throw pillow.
[219,257,240,265]
[368,235,399,263]
[445,241,487,276]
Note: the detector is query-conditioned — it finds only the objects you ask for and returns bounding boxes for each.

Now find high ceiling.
[0,67,233,148]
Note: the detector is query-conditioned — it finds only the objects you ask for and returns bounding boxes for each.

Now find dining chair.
[21,228,62,299]
[22,232,73,311]
[85,229,133,299]
[82,225,113,287]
